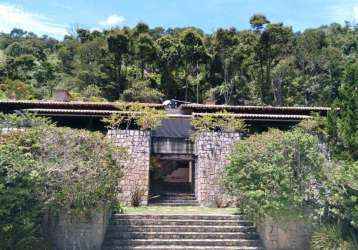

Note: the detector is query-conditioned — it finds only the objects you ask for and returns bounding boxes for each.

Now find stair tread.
[106,239,260,242]
[103,246,263,250]
[107,232,256,234]
[112,214,244,218]
[109,225,254,228]
[111,219,252,222]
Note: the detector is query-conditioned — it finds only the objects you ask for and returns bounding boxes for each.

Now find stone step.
[103,239,262,247]
[111,214,246,220]
[151,194,196,198]
[150,199,199,203]
[150,197,197,201]
[110,219,253,227]
[148,202,200,206]
[152,193,195,196]
[102,246,264,250]
[107,225,256,233]
[105,231,259,240]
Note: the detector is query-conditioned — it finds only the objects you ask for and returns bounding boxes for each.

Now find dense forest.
[0,14,357,106]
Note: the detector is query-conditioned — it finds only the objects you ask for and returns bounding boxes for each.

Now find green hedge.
[224,128,325,219]
[0,123,123,249]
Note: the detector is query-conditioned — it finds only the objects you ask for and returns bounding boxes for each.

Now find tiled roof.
[0,100,164,111]
[181,103,330,115]
[24,108,138,117]
[192,112,311,121]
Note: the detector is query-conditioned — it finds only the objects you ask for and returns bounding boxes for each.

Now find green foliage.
[297,114,327,136]
[250,14,270,31]
[225,128,325,219]
[103,102,167,130]
[0,130,47,249]
[311,224,358,250]
[0,115,124,248]
[0,19,352,104]
[324,161,358,229]
[121,79,164,103]
[191,111,247,134]
[0,112,53,128]
[327,63,358,160]
[0,79,34,99]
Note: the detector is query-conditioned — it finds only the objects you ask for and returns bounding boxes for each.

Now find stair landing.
[149,193,199,206]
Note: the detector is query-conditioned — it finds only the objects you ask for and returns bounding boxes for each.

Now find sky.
[0,0,358,39]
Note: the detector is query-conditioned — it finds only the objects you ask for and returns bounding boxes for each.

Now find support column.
[108,129,151,206]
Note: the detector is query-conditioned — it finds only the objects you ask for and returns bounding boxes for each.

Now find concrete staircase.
[102,214,264,250]
[149,193,199,206]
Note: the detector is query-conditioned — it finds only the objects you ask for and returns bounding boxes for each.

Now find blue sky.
[0,0,358,39]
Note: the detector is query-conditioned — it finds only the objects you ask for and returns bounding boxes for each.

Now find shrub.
[130,187,146,207]
[311,224,344,250]
[103,102,167,130]
[224,128,325,219]
[0,131,47,249]
[191,111,247,133]
[0,124,124,248]
[191,111,247,140]
[0,112,53,129]
[311,224,358,250]
[324,161,358,230]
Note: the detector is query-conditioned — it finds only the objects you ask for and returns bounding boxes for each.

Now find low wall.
[256,216,313,250]
[0,127,24,134]
[195,132,241,207]
[108,129,151,206]
[42,207,111,250]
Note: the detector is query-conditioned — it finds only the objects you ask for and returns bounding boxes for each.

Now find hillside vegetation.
[0,15,357,105]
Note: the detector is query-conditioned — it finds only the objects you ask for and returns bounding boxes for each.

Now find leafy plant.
[0,116,125,248]
[224,128,325,220]
[191,111,247,140]
[326,64,358,161]
[102,102,167,130]
[324,161,358,229]
[311,224,344,250]
[0,111,53,129]
[130,187,146,207]
[0,131,47,249]
[311,224,358,250]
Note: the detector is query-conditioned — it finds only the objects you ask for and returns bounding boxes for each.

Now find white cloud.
[0,3,68,38]
[354,4,358,21]
[99,14,125,27]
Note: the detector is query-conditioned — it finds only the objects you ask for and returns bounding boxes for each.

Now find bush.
[324,161,358,230]
[224,128,325,219]
[0,112,53,129]
[0,124,123,248]
[311,224,358,250]
[0,130,47,249]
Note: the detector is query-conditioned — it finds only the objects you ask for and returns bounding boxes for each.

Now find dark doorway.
[149,157,195,195]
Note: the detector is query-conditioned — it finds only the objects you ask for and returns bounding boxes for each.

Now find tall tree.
[107,32,129,96]
[181,30,208,102]
[328,63,358,160]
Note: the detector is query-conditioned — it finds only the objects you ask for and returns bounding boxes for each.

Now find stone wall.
[0,127,24,134]
[256,216,313,250]
[42,207,111,250]
[195,132,241,207]
[108,129,151,205]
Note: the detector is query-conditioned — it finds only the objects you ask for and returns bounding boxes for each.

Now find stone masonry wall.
[108,130,151,206]
[42,207,111,250]
[195,132,241,207]
[256,216,313,250]
[0,127,24,134]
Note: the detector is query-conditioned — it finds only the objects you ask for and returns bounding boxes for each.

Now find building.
[0,99,329,207]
